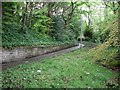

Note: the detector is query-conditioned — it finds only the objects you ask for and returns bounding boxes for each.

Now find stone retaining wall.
[1,44,74,63]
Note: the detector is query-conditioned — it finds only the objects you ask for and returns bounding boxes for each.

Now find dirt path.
[2,46,81,71]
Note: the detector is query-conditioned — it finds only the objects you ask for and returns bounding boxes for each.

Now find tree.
[104,1,119,14]
[29,2,33,29]
[21,2,29,33]
[61,2,78,29]
[2,2,21,32]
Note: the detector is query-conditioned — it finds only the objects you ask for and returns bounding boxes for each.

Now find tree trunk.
[64,20,67,29]
[21,2,28,33]
[87,5,91,29]
[118,1,120,18]
[29,2,33,29]
[118,1,120,38]
[62,2,76,30]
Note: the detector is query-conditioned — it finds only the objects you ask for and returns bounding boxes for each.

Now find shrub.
[83,26,93,41]
[51,16,76,42]
[88,18,120,67]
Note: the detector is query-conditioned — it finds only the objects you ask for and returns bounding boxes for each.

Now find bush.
[83,26,93,41]
[51,16,76,42]
[51,15,65,41]
[99,29,110,43]
[88,18,120,67]
[88,43,118,67]
[2,29,54,48]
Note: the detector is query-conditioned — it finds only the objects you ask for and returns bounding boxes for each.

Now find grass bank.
[1,43,118,88]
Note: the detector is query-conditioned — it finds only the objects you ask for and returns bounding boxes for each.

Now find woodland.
[1,1,120,88]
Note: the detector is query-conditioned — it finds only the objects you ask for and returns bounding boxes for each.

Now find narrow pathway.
[2,45,81,70]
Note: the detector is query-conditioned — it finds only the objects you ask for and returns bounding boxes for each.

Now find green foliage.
[68,16,81,38]
[1,2,119,88]
[51,16,76,42]
[89,44,118,63]
[2,46,118,88]
[2,2,79,48]
[2,29,73,48]
[92,31,101,43]
[33,8,53,34]
[83,26,93,41]
[105,19,119,47]
[2,2,119,50]
[51,15,64,41]
[88,17,120,67]
[99,30,109,43]
[97,14,118,43]
[2,2,21,32]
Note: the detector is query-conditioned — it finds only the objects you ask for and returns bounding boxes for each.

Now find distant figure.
[78,43,85,48]
[77,36,85,48]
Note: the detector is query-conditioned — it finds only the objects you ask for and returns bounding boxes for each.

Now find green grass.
[1,46,118,88]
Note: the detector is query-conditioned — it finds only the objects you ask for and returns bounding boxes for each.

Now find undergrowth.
[88,18,120,68]
[2,30,76,48]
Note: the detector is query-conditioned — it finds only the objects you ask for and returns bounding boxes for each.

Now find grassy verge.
[1,44,119,88]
